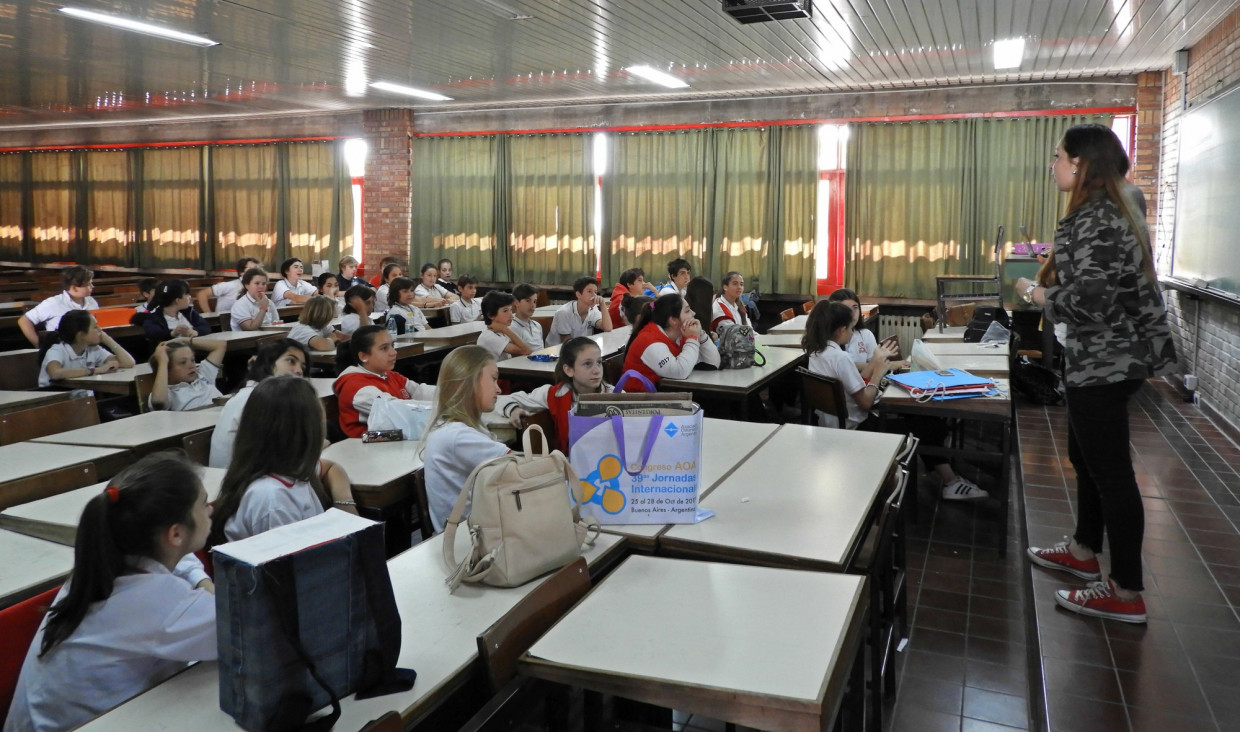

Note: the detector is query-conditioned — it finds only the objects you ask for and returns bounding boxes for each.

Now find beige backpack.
[442,425,599,592]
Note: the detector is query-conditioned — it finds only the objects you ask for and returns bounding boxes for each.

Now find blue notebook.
[888,368,993,398]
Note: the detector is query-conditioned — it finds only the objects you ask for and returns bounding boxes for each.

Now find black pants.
[1066,378,1146,592]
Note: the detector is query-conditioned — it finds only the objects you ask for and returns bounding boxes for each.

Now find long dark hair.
[41,452,202,655]
[683,277,715,331]
[626,293,683,351]
[555,337,603,389]
[244,338,310,382]
[130,278,190,325]
[802,301,854,354]
[387,276,415,307]
[57,309,94,344]
[342,284,373,314]
[209,377,327,546]
[335,324,384,373]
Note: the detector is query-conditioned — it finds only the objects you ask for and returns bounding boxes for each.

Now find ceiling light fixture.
[993,38,1025,69]
[625,65,689,89]
[59,7,219,47]
[472,0,534,21]
[369,81,453,101]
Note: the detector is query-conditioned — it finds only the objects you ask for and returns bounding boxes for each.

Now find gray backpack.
[716,323,766,369]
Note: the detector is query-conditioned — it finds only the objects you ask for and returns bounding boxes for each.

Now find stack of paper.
[887,369,993,400]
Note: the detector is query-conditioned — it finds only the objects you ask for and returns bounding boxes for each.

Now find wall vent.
[722,0,813,24]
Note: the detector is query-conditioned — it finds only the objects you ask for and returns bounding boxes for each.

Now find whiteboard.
[1173,84,1240,297]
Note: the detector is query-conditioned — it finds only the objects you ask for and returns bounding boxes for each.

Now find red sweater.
[608,281,627,326]
[333,368,412,437]
[620,323,681,392]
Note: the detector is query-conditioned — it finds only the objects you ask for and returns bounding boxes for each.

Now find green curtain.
[140,148,202,268]
[412,135,501,280]
[286,141,348,267]
[0,153,23,259]
[212,144,279,269]
[84,151,132,266]
[767,125,819,294]
[507,133,594,283]
[707,127,767,290]
[29,152,75,263]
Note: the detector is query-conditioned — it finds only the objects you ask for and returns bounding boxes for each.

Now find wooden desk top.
[661,424,903,571]
[0,529,75,610]
[321,438,424,490]
[76,531,627,732]
[1,468,226,546]
[499,326,632,379]
[522,555,866,732]
[0,390,70,413]
[660,345,804,395]
[32,408,221,450]
[0,442,127,486]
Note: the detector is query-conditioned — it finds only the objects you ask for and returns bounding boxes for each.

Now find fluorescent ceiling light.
[473,0,534,21]
[993,38,1025,69]
[59,7,219,47]
[369,81,453,101]
[625,65,689,89]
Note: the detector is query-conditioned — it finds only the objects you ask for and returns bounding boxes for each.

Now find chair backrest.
[0,586,60,720]
[522,410,556,454]
[358,711,403,732]
[0,350,39,390]
[797,367,849,429]
[475,557,590,693]
[779,308,795,322]
[801,300,814,314]
[602,351,625,389]
[0,396,99,446]
[181,428,214,466]
[88,308,133,328]
[0,462,98,511]
[134,372,156,414]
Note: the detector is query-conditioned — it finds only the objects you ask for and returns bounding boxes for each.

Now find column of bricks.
[361,108,414,277]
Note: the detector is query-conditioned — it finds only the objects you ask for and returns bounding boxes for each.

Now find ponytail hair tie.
[648,301,655,310]
[104,485,120,503]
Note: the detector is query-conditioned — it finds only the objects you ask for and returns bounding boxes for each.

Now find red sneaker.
[1027,542,1101,581]
[1054,580,1147,623]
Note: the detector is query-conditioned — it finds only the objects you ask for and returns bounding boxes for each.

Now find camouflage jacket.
[1043,192,1177,388]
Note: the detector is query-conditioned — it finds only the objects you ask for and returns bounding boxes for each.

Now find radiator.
[877,315,924,361]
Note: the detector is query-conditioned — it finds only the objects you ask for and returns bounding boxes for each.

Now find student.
[683,276,718,338]
[4,453,216,732]
[368,255,400,287]
[501,337,611,452]
[385,276,431,333]
[272,258,317,306]
[658,258,693,296]
[316,272,345,315]
[477,291,531,362]
[436,258,460,294]
[621,293,720,390]
[209,338,310,469]
[289,295,350,351]
[413,263,458,306]
[802,301,986,500]
[134,277,158,312]
[510,283,544,351]
[133,279,211,345]
[419,345,509,532]
[148,337,227,411]
[711,271,750,330]
[196,257,260,314]
[828,288,899,381]
[229,268,277,331]
[337,255,367,289]
[374,263,403,313]
[340,285,376,335]
[209,377,357,545]
[18,265,99,347]
[548,277,613,345]
[608,267,647,325]
[332,325,435,438]
[448,275,482,324]
[621,295,653,329]
[39,311,136,388]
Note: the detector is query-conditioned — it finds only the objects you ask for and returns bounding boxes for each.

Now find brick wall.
[1133,72,1162,238]
[361,109,414,277]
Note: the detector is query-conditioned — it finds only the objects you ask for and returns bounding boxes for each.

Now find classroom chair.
[181,428,213,466]
[0,350,38,390]
[934,225,1004,332]
[0,462,99,512]
[88,308,133,328]
[797,367,849,429]
[358,711,403,732]
[801,300,814,314]
[0,395,99,446]
[0,585,59,720]
[779,308,795,322]
[134,372,156,414]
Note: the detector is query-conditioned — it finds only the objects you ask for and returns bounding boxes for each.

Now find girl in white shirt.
[710,270,750,331]
[316,272,346,315]
[827,288,899,381]
[209,377,357,545]
[288,295,349,351]
[413,263,458,307]
[196,256,260,314]
[340,285,375,335]
[147,338,227,411]
[209,339,310,469]
[5,453,216,732]
[271,258,317,307]
[229,268,278,331]
[621,293,721,390]
[419,345,510,532]
[374,263,403,314]
[477,291,532,362]
[384,277,430,333]
[39,311,135,388]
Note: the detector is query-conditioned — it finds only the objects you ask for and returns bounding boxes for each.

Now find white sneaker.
[942,477,988,500]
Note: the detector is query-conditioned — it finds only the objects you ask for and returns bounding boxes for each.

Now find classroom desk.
[0,468,226,546]
[310,337,425,365]
[521,555,868,732]
[497,325,632,381]
[261,316,343,332]
[0,442,129,510]
[52,363,153,397]
[77,531,628,732]
[925,340,1009,356]
[767,304,877,336]
[32,408,222,457]
[755,332,805,349]
[193,330,279,352]
[532,304,560,332]
[410,320,486,347]
[920,325,968,342]
[321,438,425,553]
[0,529,75,610]
[661,424,904,572]
[0,389,70,414]
[933,354,1010,378]
[659,345,805,420]
[0,301,28,312]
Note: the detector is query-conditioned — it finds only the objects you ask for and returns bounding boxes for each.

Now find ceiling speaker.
[722,0,813,24]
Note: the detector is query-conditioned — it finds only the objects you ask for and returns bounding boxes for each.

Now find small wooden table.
[0,442,129,510]
[32,408,222,457]
[0,390,70,414]
[660,345,805,420]
[0,529,75,610]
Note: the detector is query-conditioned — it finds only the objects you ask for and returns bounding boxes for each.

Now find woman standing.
[1018,123,1176,624]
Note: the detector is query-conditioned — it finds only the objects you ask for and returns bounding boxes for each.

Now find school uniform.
[500,381,611,453]
[476,327,515,362]
[222,473,325,542]
[229,293,277,330]
[621,322,721,389]
[22,291,100,332]
[436,277,459,295]
[209,382,255,469]
[287,323,335,349]
[338,273,368,289]
[711,296,749,331]
[332,366,436,438]
[845,328,879,365]
[374,285,391,313]
[38,342,113,388]
[607,283,628,325]
[153,358,222,412]
[142,307,211,344]
[339,312,366,335]
[424,421,510,532]
[4,555,215,732]
[547,301,603,345]
[448,298,482,324]
[386,303,429,332]
[657,283,684,296]
[414,283,451,301]
[271,279,316,307]
[511,316,544,352]
[209,280,243,312]
[807,341,870,429]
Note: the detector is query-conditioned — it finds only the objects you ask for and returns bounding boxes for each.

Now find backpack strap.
[262,556,342,732]
[613,370,655,393]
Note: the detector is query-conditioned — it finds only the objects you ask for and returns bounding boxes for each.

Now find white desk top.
[76,531,626,732]
[0,442,127,485]
[194,331,277,350]
[0,529,75,609]
[311,338,425,364]
[410,321,485,342]
[756,333,804,350]
[532,304,561,318]
[261,317,343,332]
[1,469,226,546]
[32,408,222,449]
[662,424,903,570]
[768,314,809,334]
[926,341,1009,356]
[524,555,865,726]
[56,362,152,389]
[307,377,336,400]
[933,354,1010,377]
[321,438,424,489]
[499,326,632,378]
[661,345,804,394]
[921,326,967,341]
[0,390,70,411]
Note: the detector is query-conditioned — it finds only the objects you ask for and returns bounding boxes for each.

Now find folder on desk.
[888,368,993,398]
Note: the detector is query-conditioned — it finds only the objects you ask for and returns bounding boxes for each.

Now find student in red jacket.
[332,325,435,437]
[500,337,612,452]
[621,293,720,390]
[608,267,648,325]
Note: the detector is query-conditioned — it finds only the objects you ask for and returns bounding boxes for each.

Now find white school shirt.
[38,342,113,387]
[222,473,325,542]
[271,279,316,307]
[512,316,544,352]
[229,294,277,330]
[414,283,450,301]
[210,280,243,312]
[807,341,869,429]
[339,312,364,335]
[424,421,509,532]
[386,303,429,332]
[153,358,222,412]
[657,283,684,296]
[374,285,391,313]
[638,335,721,379]
[208,382,255,469]
[4,555,215,732]
[287,323,335,348]
[711,296,748,328]
[845,328,879,365]
[476,327,514,362]
[448,298,482,324]
[23,291,100,331]
[547,301,602,345]
[163,311,193,335]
